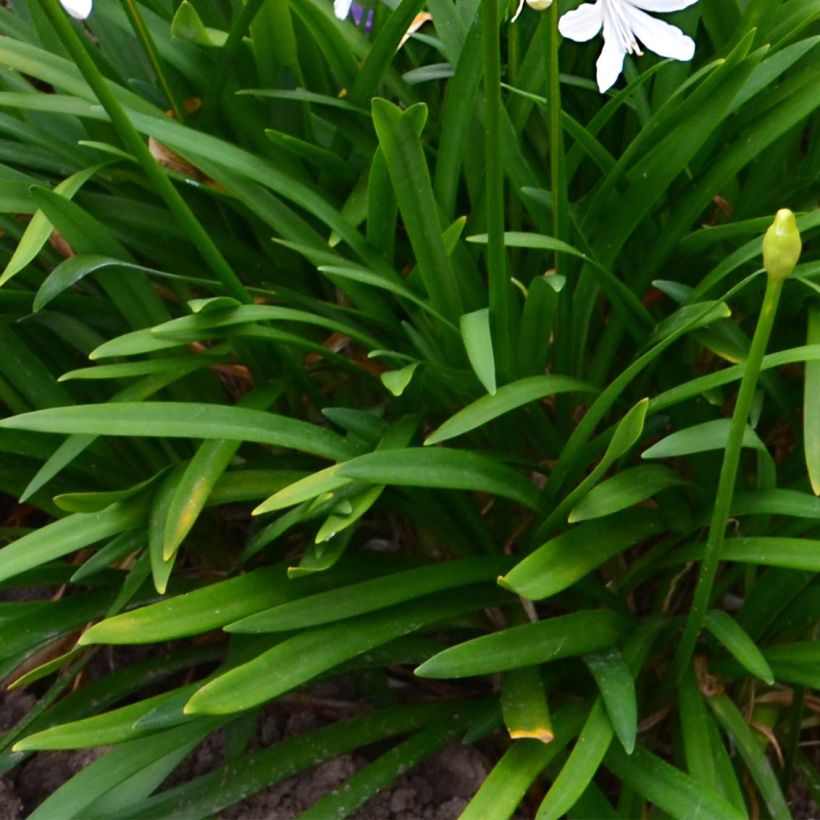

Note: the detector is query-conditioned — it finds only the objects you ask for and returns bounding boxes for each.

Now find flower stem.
[548,1,565,252]
[671,274,785,682]
[482,0,510,376]
[41,0,251,305]
[548,3,572,416]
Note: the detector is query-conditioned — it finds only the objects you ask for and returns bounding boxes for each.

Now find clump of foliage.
[0,0,818,816]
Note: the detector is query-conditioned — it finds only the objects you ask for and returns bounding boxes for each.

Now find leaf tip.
[496,574,516,594]
[76,628,97,646]
[414,658,439,678]
[509,728,554,743]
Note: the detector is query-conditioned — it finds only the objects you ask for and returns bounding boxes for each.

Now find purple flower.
[334,0,374,30]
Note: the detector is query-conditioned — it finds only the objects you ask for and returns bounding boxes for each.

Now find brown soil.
[0,677,494,819]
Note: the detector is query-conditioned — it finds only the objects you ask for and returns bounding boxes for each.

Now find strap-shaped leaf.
[416,610,629,679]
[0,403,357,461]
[185,585,506,714]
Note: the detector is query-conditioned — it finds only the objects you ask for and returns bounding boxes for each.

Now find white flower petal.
[558,3,604,43]
[60,0,92,19]
[596,15,627,92]
[626,0,698,11]
[625,5,695,60]
[333,0,355,20]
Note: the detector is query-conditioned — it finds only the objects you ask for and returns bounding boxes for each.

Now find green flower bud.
[526,0,554,9]
[763,208,801,281]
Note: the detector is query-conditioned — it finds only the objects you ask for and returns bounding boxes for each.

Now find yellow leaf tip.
[509,728,554,743]
[496,575,515,593]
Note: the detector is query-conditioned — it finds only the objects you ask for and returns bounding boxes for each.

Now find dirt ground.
[0,678,498,819]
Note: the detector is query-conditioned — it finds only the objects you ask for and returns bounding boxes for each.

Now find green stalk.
[547,2,572,427]
[671,275,784,681]
[672,210,801,681]
[121,0,186,124]
[482,0,511,376]
[548,1,564,251]
[40,0,251,305]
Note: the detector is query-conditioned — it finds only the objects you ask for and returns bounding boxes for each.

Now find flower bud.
[763,208,801,281]
[527,0,554,9]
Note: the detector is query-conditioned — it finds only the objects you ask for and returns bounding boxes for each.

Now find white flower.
[559,0,699,93]
[60,0,92,19]
[334,0,354,19]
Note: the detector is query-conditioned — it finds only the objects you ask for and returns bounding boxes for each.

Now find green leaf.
[425,374,593,445]
[19,369,201,504]
[517,274,564,375]
[548,300,732,496]
[537,699,613,820]
[501,510,662,601]
[0,498,148,584]
[730,489,820,519]
[79,559,398,645]
[148,465,184,595]
[568,465,683,523]
[171,1,227,46]
[415,610,629,679]
[54,473,164,514]
[347,0,426,106]
[468,232,653,333]
[642,418,770,460]
[583,649,637,754]
[678,669,720,795]
[380,362,419,397]
[337,447,544,511]
[70,530,143,581]
[252,464,350,515]
[226,557,508,633]
[535,398,652,540]
[460,308,496,394]
[163,384,282,559]
[0,403,357,461]
[33,255,152,313]
[666,537,820,573]
[502,665,553,743]
[605,743,746,820]
[719,642,820,689]
[184,585,505,714]
[0,164,106,286]
[708,694,790,819]
[371,98,463,322]
[0,590,112,661]
[704,610,774,684]
[26,721,221,820]
[13,688,195,751]
[314,483,383,543]
[461,704,588,820]
[112,703,463,819]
